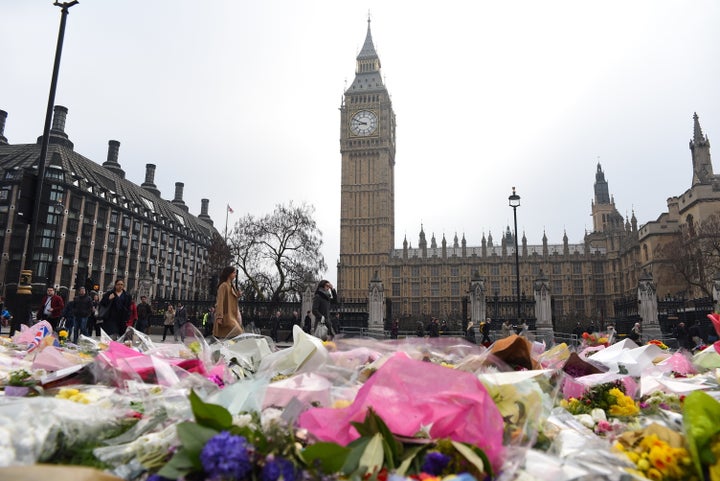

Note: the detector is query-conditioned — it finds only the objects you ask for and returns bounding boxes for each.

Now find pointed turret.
[349,17,384,93]
[430,233,437,249]
[453,232,459,248]
[542,230,549,256]
[690,112,714,185]
[631,210,638,232]
[563,230,569,255]
[461,233,467,257]
[594,163,610,204]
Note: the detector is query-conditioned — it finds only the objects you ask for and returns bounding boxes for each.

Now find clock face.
[349,110,378,136]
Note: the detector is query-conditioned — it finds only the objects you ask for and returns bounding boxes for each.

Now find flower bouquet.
[4,368,41,397]
[614,423,694,481]
[154,390,495,481]
[581,332,609,348]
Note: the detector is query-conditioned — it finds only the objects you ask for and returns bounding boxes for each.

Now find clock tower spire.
[338,19,396,299]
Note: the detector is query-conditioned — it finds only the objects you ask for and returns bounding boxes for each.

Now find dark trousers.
[162,325,175,340]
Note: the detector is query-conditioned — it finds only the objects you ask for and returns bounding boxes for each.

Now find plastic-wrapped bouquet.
[561,380,639,419]
[614,423,694,481]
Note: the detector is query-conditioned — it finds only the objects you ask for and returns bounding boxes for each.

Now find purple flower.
[200,431,253,480]
[261,455,297,481]
[421,451,451,476]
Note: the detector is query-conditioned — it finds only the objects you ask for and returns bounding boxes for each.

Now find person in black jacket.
[312,280,337,340]
[72,287,93,342]
[100,279,132,340]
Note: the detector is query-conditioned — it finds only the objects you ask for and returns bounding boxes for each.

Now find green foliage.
[683,390,720,479]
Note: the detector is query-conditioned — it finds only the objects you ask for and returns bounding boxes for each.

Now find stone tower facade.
[338,20,396,300]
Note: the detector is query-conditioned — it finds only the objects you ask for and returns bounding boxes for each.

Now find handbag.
[96,303,110,321]
[314,319,328,340]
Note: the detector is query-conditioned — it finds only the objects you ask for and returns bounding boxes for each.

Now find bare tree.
[206,231,233,295]
[228,202,327,302]
[656,214,720,298]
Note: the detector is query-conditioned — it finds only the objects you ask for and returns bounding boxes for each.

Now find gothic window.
[643,244,649,261]
[573,279,584,294]
[392,283,400,296]
[572,263,582,275]
[430,282,440,296]
[411,282,420,296]
[451,282,460,296]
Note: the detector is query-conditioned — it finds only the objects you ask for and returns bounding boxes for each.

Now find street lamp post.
[508,187,521,325]
[17,1,79,295]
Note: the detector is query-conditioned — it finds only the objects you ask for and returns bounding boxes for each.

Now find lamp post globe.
[508,187,521,326]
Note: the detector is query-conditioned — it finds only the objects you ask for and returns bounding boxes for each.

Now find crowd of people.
[4,267,719,352]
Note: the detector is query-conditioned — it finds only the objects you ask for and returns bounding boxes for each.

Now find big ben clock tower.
[338,19,396,300]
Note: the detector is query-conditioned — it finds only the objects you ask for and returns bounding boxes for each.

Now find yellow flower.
[58,330,68,338]
[332,399,352,409]
[608,387,639,417]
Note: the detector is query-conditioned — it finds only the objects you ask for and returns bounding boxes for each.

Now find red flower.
[707,313,720,338]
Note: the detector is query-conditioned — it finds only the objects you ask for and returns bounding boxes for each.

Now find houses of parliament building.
[338,21,720,328]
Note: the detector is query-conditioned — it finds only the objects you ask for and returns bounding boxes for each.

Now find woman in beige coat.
[213,266,243,338]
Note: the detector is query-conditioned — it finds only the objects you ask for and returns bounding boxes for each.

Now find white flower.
[261,407,283,430]
[575,414,595,429]
[233,413,253,428]
[590,408,607,423]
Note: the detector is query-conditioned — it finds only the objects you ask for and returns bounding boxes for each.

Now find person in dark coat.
[312,280,337,340]
[285,310,301,341]
[136,296,153,334]
[303,310,312,333]
[427,318,440,337]
[72,287,93,342]
[100,279,132,340]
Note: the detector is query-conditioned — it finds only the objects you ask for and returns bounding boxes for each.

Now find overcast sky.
[3,1,720,287]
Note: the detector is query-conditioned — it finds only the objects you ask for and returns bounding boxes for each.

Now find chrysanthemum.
[200,431,253,480]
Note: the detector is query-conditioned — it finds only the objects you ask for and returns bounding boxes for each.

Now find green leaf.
[350,408,402,463]
[301,442,352,474]
[683,390,720,478]
[189,389,233,431]
[451,441,493,478]
[177,422,219,460]
[342,437,371,474]
[358,433,385,476]
[157,447,197,479]
[396,444,428,475]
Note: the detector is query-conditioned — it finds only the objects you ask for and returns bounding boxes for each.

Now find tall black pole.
[508,187,521,325]
[18,1,78,294]
[513,206,520,323]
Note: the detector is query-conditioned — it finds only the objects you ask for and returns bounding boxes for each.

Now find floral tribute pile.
[2,317,720,481]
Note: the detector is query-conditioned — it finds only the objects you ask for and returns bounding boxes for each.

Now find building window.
[450,267,459,277]
[430,282,440,296]
[553,280,563,293]
[594,279,605,294]
[552,264,561,275]
[411,266,420,277]
[411,302,420,316]
[573,263,582,275]
[451,282,460,296]
[392,283,400,296]
[392,266,401,277]
[411,282,420,297]
[574,299,585,312]
[491,265,500,276]
[430,266,439,277]
[573,279,584,294]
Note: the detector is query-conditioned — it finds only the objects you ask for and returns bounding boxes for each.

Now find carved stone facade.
[337,24,719,330]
